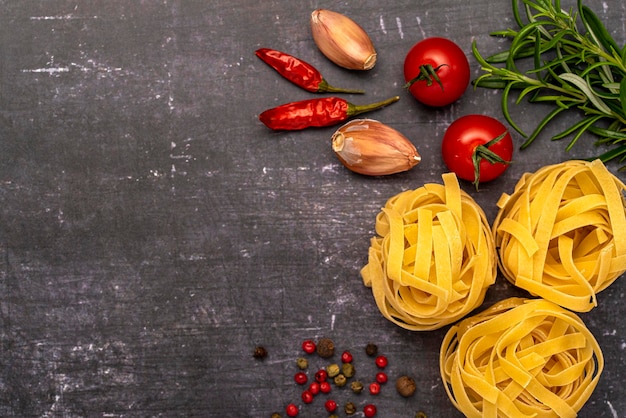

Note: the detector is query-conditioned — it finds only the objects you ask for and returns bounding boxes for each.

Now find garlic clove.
[331,119,420,176]
[310,9,377,71]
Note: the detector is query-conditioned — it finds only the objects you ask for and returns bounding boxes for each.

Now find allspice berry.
[317,337,335,358]
[396,375,417,397]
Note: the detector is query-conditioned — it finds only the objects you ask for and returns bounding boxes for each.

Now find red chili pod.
[259,96,399,131]
[256,48,364,94]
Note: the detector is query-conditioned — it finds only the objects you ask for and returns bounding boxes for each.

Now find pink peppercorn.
[320,381,332,393]
[341,350,353,363]
[301,389,314,404]
[308,381,320,395]
[302,340,316,354]
[324,399,338,413]
[364,404,377,417]
[375,355,388,368]
[369,382,381,395]
[285,403,299,417]
[294,371,308,385]
[315,369,328,383]
[375,371,388,384]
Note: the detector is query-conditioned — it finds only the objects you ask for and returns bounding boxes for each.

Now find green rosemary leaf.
[502,82,527,137]
[521,106,567,149]
[594,144,626,163]
[559,73,613,114]
[552,114,602,140]
[579,2,621,57]
[620,77,626,118]
[588,125,626,142]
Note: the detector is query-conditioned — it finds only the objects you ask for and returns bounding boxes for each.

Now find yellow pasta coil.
[440,297,604,418]
[493,159,626,312]
[360,172,496,330]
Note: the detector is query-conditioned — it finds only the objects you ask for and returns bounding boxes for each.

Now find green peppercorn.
[344,401,357,415]
[296,357,308,370]
[326,363,340,378]
[341,362,355,378]
[350,380,364,394]
[415,412,427,418]
[270,413,281,418]
[334,373,347,387]
[317,337,335,358]
[365,342,378,357]
[329,415,339,418]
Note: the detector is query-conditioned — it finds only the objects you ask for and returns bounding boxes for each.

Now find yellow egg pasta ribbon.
[361,172,497,330]
[493,160,626,312]
[440,298,604,418]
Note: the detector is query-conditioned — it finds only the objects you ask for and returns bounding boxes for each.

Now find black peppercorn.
[317,337,335,358]
[344,401,357,415]
[396,375,417,397]
[253,346,268,359]
[365,342,378,357]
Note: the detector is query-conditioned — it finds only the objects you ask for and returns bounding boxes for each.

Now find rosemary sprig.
[473,0,626,168]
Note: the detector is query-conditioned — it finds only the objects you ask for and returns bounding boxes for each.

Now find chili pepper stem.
[347,96,400,117]
[318,79,365,94]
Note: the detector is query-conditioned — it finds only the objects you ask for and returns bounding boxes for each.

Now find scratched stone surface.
[0,1,625,417]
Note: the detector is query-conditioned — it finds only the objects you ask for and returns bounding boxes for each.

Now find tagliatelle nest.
[440,297,604,418]
[493,159,626,312]
[360,172,496,331]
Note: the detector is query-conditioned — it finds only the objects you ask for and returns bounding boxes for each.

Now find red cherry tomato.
[441,114,513,188]
[404,37,470,107]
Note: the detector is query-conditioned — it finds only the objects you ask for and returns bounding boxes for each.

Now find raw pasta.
[360,172,496,330]
[493,159,626,312]
[440,298,604,418]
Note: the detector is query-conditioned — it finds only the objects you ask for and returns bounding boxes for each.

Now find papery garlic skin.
[332,119,420,176]
[311,9,377,70]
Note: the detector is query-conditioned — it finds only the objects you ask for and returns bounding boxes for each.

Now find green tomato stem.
[472,131,510,190]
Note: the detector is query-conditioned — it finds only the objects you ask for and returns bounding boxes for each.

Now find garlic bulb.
[310,9,377,70]
[332,119,420,176]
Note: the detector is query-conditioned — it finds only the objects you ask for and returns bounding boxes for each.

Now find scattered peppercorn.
[301,389,314,404]
[308,381,320,395]
[316,337,335,358]
[365,343,378,357]
[396,375,417,398]
[324,399,338,413]
[333,373,347,387]
[326,363,340,378]
[302,340,316,354]
[253,346,268,359]
[329,415,339,418]
[351,380,364,394]
[363,404,377,417]
[320,381,332,394]
[375,372,388,384]
[375,355,388,368]
[341,350,353,363]
[270,413,281,418]
[344,402,357,415]
[296,357,308,370]
[294,371,308,385]
[285,403,298,417]
[369,382,381,395]
[341,362,355,378]
[415,412,427,418]
[315,369,328,383]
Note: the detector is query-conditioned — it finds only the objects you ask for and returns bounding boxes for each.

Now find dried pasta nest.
[360,172,496,331]
[440,297,604,418]
[493,159,626,312]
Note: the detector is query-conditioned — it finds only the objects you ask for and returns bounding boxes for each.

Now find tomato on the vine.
[403,37,470,107]
[441,114,513,189]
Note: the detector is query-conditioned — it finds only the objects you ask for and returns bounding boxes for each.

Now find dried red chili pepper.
[259,96,399,131]
[256,48,364,94]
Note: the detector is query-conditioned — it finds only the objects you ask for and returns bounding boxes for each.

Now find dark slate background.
[1,1,624,417]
